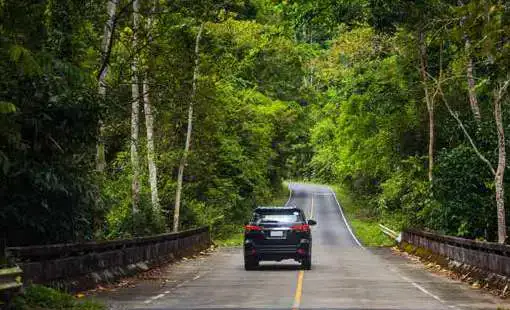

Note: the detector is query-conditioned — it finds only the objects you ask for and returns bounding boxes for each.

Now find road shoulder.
[85,246,224,309]
[370,247,510,309]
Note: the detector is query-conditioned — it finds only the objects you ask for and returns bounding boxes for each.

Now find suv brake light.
[244,225,263,232]
[291,224,310,232]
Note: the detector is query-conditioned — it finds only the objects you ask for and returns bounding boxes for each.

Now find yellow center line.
[292,270,304,310]
[292,194,314,310]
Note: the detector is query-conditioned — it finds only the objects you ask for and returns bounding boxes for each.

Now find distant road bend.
[101,183,508,310]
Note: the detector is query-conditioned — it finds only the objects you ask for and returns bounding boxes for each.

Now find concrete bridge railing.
[402,229,510,277]
[6,227,211,291]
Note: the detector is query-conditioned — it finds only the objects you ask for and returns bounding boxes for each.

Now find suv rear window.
[252,209,303,224]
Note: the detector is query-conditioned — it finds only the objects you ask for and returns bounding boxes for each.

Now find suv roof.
[254,206,301,211]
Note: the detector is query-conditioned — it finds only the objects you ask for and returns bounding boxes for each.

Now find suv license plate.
[270,230,284,237]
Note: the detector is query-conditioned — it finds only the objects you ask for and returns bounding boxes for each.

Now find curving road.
[98,183,508,310]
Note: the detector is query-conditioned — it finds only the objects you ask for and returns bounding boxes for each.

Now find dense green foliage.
[11,285,105,310]
[1,0,510,246]
[1,0,104,245]
[301,0,510,241]
[0,0,310,245]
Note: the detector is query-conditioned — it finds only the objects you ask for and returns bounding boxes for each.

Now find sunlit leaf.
[0,101,16,113]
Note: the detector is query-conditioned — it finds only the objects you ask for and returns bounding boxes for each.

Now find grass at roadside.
[267,181,290,206]
[331,184,395,247]
[214,182,290,247]
[214,225,244,247]
[11,285,105,310]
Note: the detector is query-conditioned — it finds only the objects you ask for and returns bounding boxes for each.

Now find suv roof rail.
[255,206,299,210]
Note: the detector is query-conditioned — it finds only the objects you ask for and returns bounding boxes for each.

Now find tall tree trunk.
[173,23,204,232]
[465,39,481,122]
[458,0,481,123]
[143,0,160,212]
[96,0,119,172]
[143,77,159,211]
[427,102,434,182]
[419,31,434,182]
[494,81,509,244]
[131,0,141,214]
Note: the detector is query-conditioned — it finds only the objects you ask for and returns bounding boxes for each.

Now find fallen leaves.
[83,280,137,297]
[394,244,510,298]
[471,281,481,289]
[81,246,218,298]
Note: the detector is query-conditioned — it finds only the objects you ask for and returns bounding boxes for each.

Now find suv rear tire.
[244,257,259,270]
[301,255,311,270]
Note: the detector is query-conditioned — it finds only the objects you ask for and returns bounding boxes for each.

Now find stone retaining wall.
[6,227,210,291]
[402,229,510,276]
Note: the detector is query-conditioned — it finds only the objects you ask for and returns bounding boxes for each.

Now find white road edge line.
[400,274,444,302]
[144,293,166,304]
[152,294,165,300]
[144,276,199,304]
[329,185,457,308]
[285,182,293,207]
[328,187,364,249]
[395,270,460,310]
[310,194,314,219]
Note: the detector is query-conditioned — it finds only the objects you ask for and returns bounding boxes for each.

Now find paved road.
[97,183,508,310]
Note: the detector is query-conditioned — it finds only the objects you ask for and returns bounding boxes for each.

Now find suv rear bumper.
[244,241,311,261]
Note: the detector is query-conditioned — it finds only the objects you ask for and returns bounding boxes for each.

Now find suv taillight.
[244,225,263,232]
[291,224,310,232]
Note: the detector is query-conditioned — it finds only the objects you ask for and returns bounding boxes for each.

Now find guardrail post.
[378,224,400,241]
[0,266,23,307]
[0,239,5,267]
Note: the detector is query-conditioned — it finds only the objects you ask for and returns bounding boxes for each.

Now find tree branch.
[495,79,510,105]
[437,85,496,176]
[97,0,136,82]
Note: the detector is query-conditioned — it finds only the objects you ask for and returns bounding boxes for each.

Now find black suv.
[243,206,317,270]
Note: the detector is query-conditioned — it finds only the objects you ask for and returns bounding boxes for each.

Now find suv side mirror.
[307,219,317,226]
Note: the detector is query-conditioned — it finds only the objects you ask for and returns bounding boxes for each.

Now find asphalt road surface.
[97,183,509,310]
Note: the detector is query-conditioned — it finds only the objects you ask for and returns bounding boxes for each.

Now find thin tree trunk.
[427,104,434,181]
[419,31,434,182]
[458,0,481,123]
[96,0,119,171]
[173,23,204,232]
[494,81,509,244]
[143,0,160,212]
[495,105,506,244]
[143,77,159,211]
[131,0,141,214]
[465,40,481,122]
